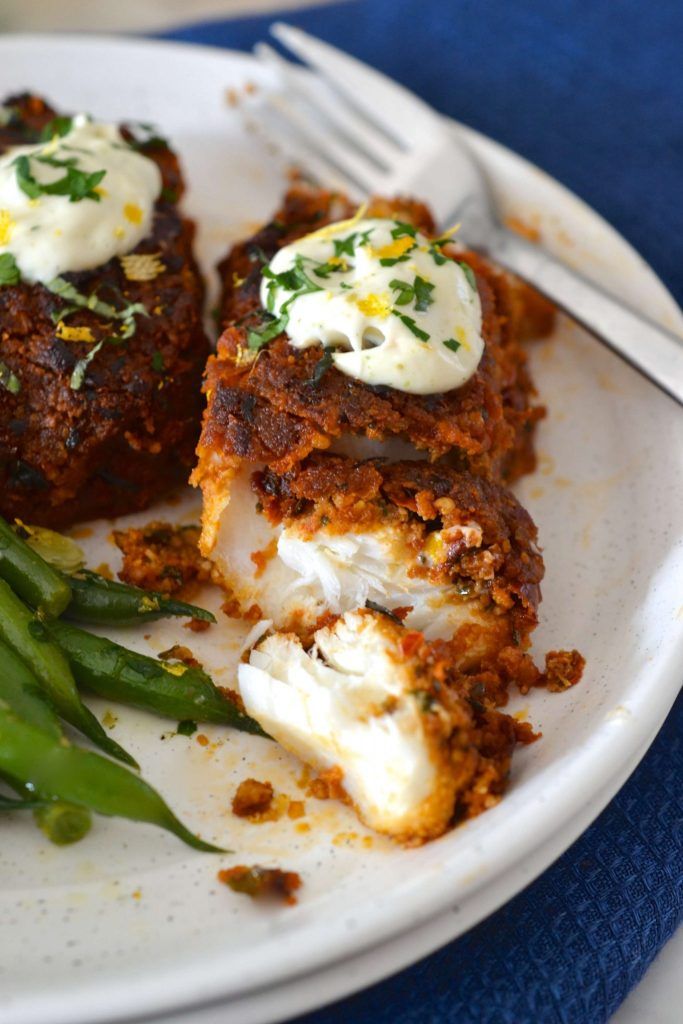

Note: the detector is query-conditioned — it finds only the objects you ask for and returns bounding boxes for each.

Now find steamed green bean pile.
[0,515,265,851]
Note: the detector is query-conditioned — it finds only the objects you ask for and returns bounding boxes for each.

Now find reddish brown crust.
[113,521,212,597]
[251,453,543,640]
[197,184,552,499]
[231,778,274,818]
[0,94,210,527]
[217,865,301,905]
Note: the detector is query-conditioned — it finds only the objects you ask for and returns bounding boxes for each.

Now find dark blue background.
[161,4,683,1021]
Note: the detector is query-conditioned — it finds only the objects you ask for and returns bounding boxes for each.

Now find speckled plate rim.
[0,33,681,1024]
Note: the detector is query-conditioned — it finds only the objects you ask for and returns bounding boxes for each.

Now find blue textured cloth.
[160,4,683,1021]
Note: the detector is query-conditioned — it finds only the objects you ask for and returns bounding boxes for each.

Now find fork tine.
[247,103,363,197]
[255,42,401,169]
[271,22,440,149]
[261,89,382,193]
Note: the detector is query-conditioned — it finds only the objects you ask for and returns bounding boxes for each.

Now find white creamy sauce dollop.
[0,114,161,283]
[259,215,484,394]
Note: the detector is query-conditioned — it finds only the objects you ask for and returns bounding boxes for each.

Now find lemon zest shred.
[354,292,391,319]
[124,202,143,225]
[55,321,96,343]
[297,202,369,245]
[119,251,165,282]
[368,235,414,261]
[0,208,15,246]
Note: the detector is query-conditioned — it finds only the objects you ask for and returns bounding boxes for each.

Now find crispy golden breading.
[250,453,543,646]
[0,94,211,527]
[240,608,539,843]
[194,182,552,552]
[113,521,212,597]
[198,183,583,845]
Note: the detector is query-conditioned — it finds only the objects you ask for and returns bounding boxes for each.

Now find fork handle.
[485,228,683,408]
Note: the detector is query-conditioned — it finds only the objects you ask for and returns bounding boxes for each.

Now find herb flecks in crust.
[217,865,302,905]
[113,521,213,599]
[0,93,210,529]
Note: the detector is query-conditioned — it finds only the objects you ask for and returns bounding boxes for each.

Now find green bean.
[63,570,216,626]
[0,580,138,767]
[33,803,92,845]
[0,516,72,617]
[0,708,225,852]
[0,794,46,811]
[0,638,61,737]
[0,640,93,842]
[48,620,268,738]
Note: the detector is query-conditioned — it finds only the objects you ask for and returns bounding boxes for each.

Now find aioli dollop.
[259,216,484,394]
[0,114,161,283]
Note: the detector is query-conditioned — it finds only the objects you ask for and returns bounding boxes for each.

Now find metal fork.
[251,22,683,408]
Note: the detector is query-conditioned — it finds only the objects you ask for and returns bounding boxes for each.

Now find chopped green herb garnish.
[39,116,74,142]
[46,277,147,324]
[390,221,417,240]
[389,276,434,312]
[365,599,404,625]
[332,228,373,258]
[252,254,325,350]
[125,121,169,151]
[308,347,334,385]
[0,252,20,287]
[429,244,448,266]
[44,279,147,389]
[69,339,107,390]
[14,153,106,204]
[389,278,415,306]
[413,276,435,312]
[458,261,478,291]
[392,311,429,341]
[177,720,198,737]
[0,360,21,395]
[247,313,287,350]
[379,253,413,267]
[151,350,165,373]
[311,259,352,279]
[443,338,462,353]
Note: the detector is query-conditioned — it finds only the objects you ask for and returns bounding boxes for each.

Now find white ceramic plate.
[0,35,681,1024]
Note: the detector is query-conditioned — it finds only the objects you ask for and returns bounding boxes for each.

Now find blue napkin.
[160,4,683,1021]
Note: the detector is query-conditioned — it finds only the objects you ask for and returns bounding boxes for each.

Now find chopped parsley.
[14,153,106,204]
[308,347,334,385]
[390,221,417,239]
[428,243,448,266]
[247,313,288,351]
[332,228,373,258]
[0,253,20,287]
[458,261,477,291]
[365,599,404,626]
[45,278,148,390]
[176,720,198,737]
[39,116,74,142]
[46,277,147,325]
[0,360,21,395]
[392,311,429,341]
[443,338,462,353]
[379,251,413,267]
[389,275,434,312]
[124,121,169,151]
[250,254,325,350]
